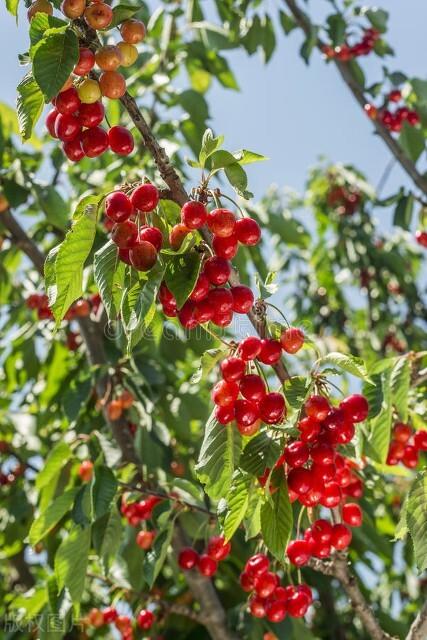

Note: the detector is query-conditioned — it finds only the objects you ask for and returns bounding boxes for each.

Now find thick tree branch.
[283,0,427,197]
[406,600,427,640]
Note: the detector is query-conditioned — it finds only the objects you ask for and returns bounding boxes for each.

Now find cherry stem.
[296,505,306,539]
[213,191,245,217]
[203,323,232,347]
[264,301,290,327]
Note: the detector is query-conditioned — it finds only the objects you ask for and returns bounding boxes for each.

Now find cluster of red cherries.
[282,393,368,507]
[178,534,231,578]
[321,26,380,61]
[85,605,155,640]
[326,184,361,216]
[240,553,313,623]
[364,89,420,133]
[105,389,135,421]
[211,327,305,434]
[386,422,427,468]
[120,494,163,527]
[44,9,147,161]
[416,230,427,248]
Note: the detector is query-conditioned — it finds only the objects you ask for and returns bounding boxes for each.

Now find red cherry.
[245,553,269,577]
[402,445,419,469]
[207,208,236,237]
[287,468,312,495]
[203,256,231,285]
[181,201,208,229]
[415,230,427,247]
[231,285,254,313]
[105,191,133,223]
[55,87,81,115]
[215,404,235,425]
[239,571,254,592]
[393,422,412,443]
[339,394,369,423]
[81,126,109,157]
[138,226,163,252]
[159,282,176,308]
[344,477,363,499]
[102,607,118,623]
[211,380,239,407]
[280,327,304,354]
[238,336,262,361]
[304,395,330,421]
[198,554,217,577]
[111,220,138,249]
[194,298,214,324]
[55,113,81,141]
[78,101,105,128]
[178,547,199,570]
[283,441,309,468]
[63,136,85,162]
[287,590,310,618]
[207,288,234,314]
[234,399,260,427]
[136,529,155,549]
[287,539,311,566]
[254,571,278,598]
[389,89,402,103]
[414,430,427,451]
[239,374,266,403]
[298,416,321,443]
[407,111,420,126]
[137,609,154,630]
[207,535,231,561]
[108,126,134,156]
[249,595,266,618]
[129,241,158,271]
[331,523,352,550]
[212,308,233,328]
[212,233,238,259]
[311,519,333,544]
[178,300,198,329]
[237,418,260,436]
[265,599,287,623]
[220,356,245,382]
[235,217,261,245]
[311,443,335,466]
[46,107,59,137]
[342,502,363,527]
[297,584,313,603]
[320,481,341,508]
[189,274,210,302]
[257,339,282,365]
[74,47,95,76]
[131,183,159,212]
[259,392,285,424]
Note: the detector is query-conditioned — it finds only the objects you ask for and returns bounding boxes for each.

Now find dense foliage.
[0,1,426,640]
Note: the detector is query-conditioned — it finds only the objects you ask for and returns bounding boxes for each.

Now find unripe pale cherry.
[131,183,159,212]
[95,45,123,71]
[99,71,126,99]
[117,42,138,67]
[281,326,304,354]
[108,126,134,156]
[105,191,133,223]
[77,79,101,104]
[130,241,158,271]
[181,201,208,229]
[207,208,236,237]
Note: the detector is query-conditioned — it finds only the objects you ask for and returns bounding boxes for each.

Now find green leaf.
[48,195,100,325]
[318,352,372,382]
[224,163,250,198]
[29,14,67,49]
[393,193,414,230]
[367,369,392,463]
[260,480,293,560]
[283,376,311,409]
[407,472,427,571]
[93,506,123,572]
[222,470,252,540]
[55,525,91,604]
[199,128,224,167]
[17,72,44,142]
[191,347,226,384]
[196,413,242,501]
[29,488,79,545]
[91,466,118,521]
[122,263,164,351]
[279,10,296,35]
[143,520,174,588]
[390,356,410,422]
[326,14,346,45]
[6,0,19,17]
[94,241,125,320]
[300,26,318,64]
[111,3,143,27]
[261,15,276,63]
[33,28,79,101]
[362,374,383,419]
[36,441,72,491]
[239,432,281,477]
[232,149,268,165]
[164,252,202,309]
[366,8,389,32]
[243,488,262,539]
[399,122,425,163]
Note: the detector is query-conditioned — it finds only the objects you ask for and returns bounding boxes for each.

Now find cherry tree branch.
[406,600,427,640]
[283,0,427,197]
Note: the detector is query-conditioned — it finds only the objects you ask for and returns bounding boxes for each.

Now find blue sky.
[1,1,427,200]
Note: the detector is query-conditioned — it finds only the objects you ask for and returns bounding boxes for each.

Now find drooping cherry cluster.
[364,89,420,133]
[178,535,231,578]
[327,184,361,216]
[322,27,380,61]
[85,605,155,640]
[283,393,368,508]
[106,389,135,421]
[386,422,427,468]
[120,494,163,527]
[211,328,305,435]
[240,553,313,623]
[43,5,146,160]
